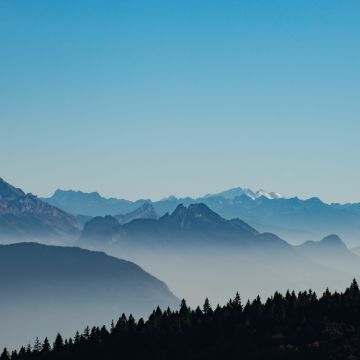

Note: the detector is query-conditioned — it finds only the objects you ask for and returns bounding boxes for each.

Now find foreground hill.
[0,178,79,242]
[44,187,360,244]
[5,280,360,360]
[0,242,178,349]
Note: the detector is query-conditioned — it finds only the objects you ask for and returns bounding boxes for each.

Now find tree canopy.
[5,280,360,360]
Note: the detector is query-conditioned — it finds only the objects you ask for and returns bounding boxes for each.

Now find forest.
[2,280,360,360]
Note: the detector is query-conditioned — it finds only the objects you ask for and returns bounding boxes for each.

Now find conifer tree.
[41,338,51,353]
[203,298,212,315]
[33,338,42,353]
[83,326,90,340]
[180,299,189,316]
[349,278,360,295]
[0,348,10,360]
[74,331,80,345]
[53,334,64,351]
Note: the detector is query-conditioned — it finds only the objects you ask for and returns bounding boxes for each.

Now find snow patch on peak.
[256,189,283,200]
[206,187,283,201]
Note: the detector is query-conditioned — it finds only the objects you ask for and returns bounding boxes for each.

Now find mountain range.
[80,202,359,306]
[43,189,146,217]
[1,177,360,331]
[44,187,360,244]
[0,178,79,242]
[81,202,360,267]
[81,203,287,251]
[0,242,178,349]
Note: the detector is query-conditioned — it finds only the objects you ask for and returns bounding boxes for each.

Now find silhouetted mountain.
[0,242,178,349]
[0,178,25,199]
[81,204,357,307]
[0,178,79,241]
[82,215,121,241]
[81,203,294,252]
[75,214,93,228]
[44,187,360,244]
[75,203,159,229]
[115,202,159,225]
[297,235,360,273]
[43,189,146,216]
[197,195,360,244]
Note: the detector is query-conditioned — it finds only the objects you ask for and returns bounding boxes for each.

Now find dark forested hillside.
[5,280,360,360]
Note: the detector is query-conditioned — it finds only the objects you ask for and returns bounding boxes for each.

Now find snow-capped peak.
[255,189,283,200]
[205,187,283,200]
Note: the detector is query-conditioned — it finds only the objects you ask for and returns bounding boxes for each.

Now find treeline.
[3,280,360,360]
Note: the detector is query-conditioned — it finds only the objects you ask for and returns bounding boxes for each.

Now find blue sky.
[1,0,359,202]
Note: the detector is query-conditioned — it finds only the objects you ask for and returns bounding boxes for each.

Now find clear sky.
[1,0,359,203]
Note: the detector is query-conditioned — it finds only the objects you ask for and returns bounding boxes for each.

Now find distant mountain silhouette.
[44,187,360,244]
[80,203,359,309]
[75,202,159,229]
[0,178,79,241]
[115,202,159,224]
[297,234,360,273]
[198,195,360,244]
[43,189,146,216]
[0,242,178,349]
[81,203,292,252]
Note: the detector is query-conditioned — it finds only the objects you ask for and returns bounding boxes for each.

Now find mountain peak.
[300,234,347,251]
[54,189,102,200]
[115,201,158,225]
[205,186,283,200]
[0,178,25,200]
[167,203,229,230]
[171,203,187,216]
[320,234,344,246]
[0,179,79,240]
[172,203,216,217]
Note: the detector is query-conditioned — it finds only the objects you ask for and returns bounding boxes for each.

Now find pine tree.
[350,278,360,295]
[33,338,42,353]
[115,313,128,332]
[83,326,90,340]
[53,333,64,351]
[18,347,26,358]
[74,331,81,345]
[203,298,212,315]
[233,292,242,310]
[42,337,51,353]
[0,348,10,360]
[180,299,189,316]
[128,314,136,332]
